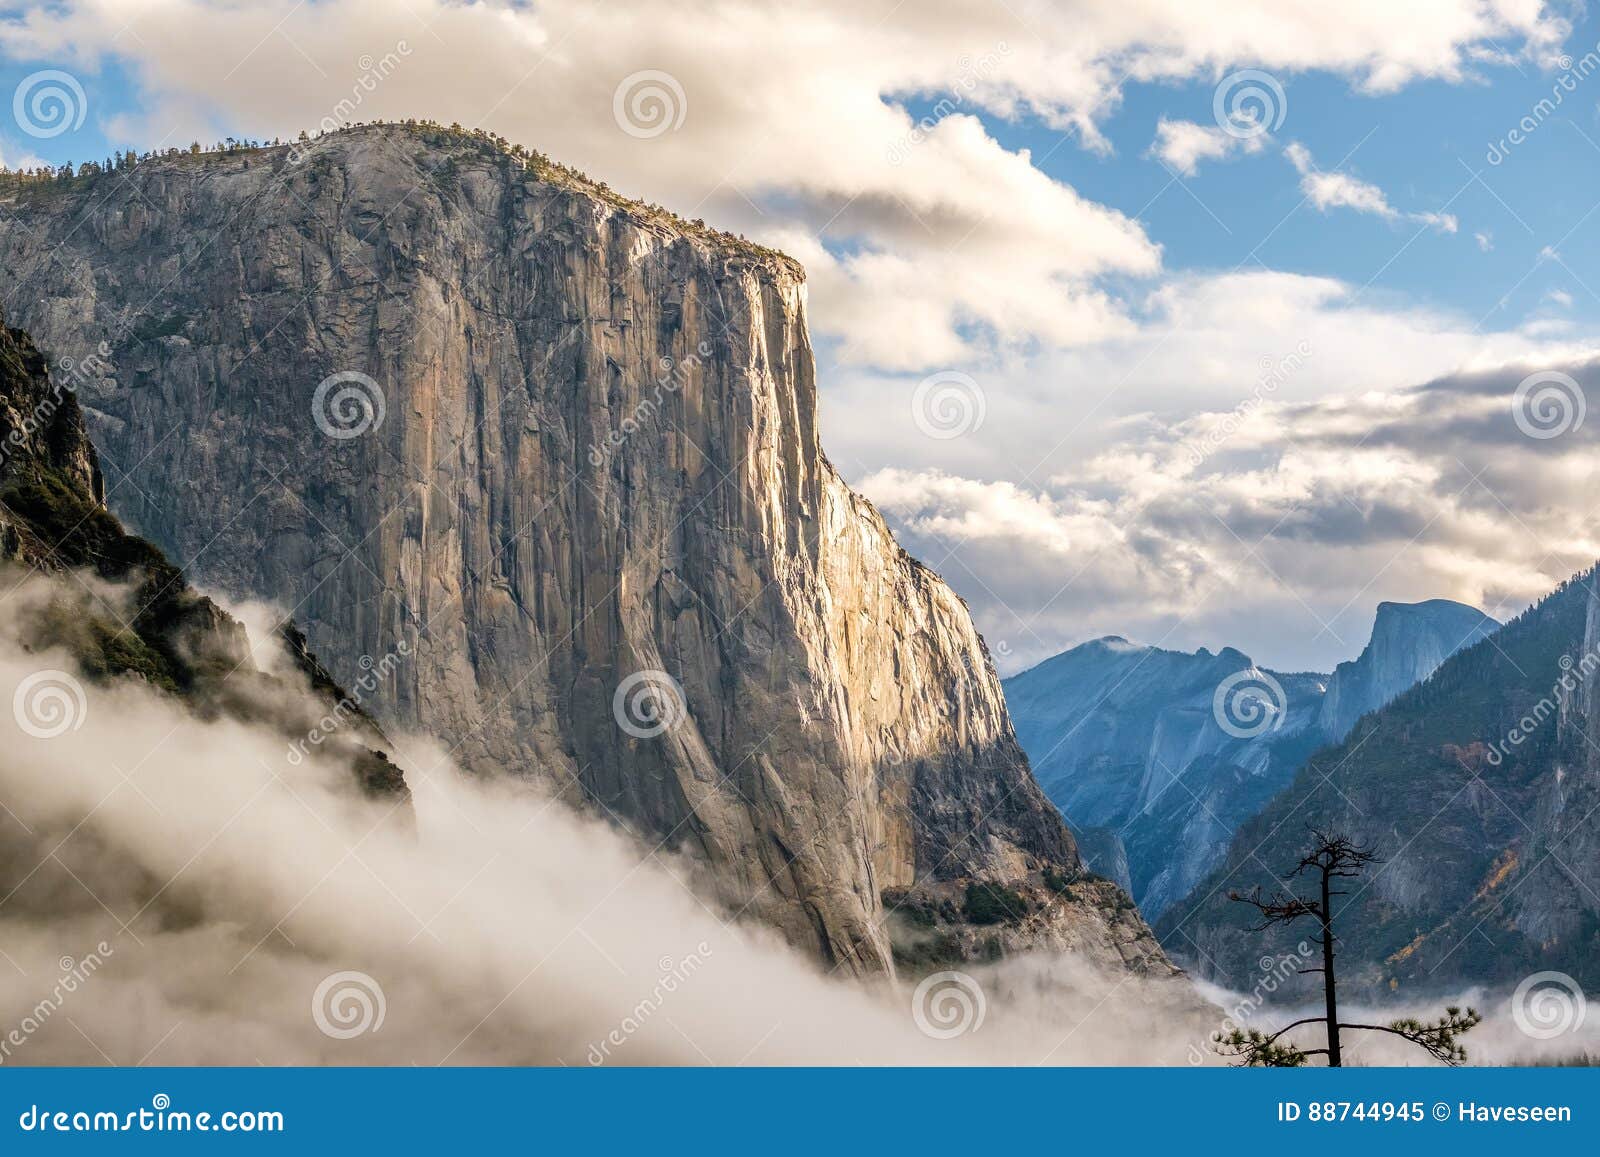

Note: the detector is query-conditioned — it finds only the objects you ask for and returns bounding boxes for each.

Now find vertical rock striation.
[0,126,1172,977]
[1315,600,1498,741]
[0,310,409,805]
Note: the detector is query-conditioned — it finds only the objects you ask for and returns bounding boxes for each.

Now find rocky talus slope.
[0,124,1175,978]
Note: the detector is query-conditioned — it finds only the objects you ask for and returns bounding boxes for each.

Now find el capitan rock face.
[0,124,1175,978]
[0,311,409,805]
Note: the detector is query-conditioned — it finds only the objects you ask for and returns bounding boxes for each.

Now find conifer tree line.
[0,119,774,255]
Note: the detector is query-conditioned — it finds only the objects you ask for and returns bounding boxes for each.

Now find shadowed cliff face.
[1315,600,1498,740]
[0,125,1172,977]
[0,313,409,804]
[1005,640,1329,920]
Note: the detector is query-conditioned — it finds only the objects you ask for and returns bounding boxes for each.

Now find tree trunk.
[1321,869,1341,1067]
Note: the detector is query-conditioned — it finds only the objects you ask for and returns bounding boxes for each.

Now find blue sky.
[901,36,1600,347]
[2,0,1598,673]
[8,5,1595,334]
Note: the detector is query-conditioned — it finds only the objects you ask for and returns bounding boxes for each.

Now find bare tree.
[1215,829,1480,1067]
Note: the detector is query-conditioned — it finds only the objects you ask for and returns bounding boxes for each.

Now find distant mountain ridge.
[1003,600,1497,918]
[1160,569,1600,997]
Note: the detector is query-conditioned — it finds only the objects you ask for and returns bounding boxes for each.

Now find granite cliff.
[0,310,410,802]
[1316,600,1498,741]
[0,124,1173,979]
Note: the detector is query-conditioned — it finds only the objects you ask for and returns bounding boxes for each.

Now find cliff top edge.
[0,120,806,279]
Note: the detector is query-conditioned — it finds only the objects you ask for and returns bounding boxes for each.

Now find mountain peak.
[1004,599,1498,921]
[1088,633,1139,651]
[1163,565,1593,994]
[1315,598,1498,746]
[1374,597,1495,623]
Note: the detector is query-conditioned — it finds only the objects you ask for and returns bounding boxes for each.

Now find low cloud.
[0,568,1206,1065]
[0,566,1589,1066]
[858,357,1600,674]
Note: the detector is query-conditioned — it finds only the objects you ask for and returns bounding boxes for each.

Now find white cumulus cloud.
[1148,117,1267,175]
[1285,141,1460,233]
[0,0,1565,368]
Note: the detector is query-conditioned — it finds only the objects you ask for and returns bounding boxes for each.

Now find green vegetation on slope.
[0,121,797,271]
